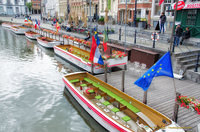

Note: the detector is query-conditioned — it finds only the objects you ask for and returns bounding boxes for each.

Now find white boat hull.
[63,77,131,132]
[37,38,62,48]
[54,46,104,74]
[10,27,29,35]
[25,32,41,40]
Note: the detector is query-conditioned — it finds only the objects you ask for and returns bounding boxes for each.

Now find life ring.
[85,88,94,94]
[151,32,159,41]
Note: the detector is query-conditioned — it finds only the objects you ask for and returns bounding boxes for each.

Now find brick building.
[32,0,41,14]
[118,0,152,25]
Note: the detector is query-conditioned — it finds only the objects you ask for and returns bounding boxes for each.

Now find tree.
[26,2,32,14]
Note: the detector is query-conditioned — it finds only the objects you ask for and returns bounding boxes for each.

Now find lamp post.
[134,0,137,27]
[134,0,137,44]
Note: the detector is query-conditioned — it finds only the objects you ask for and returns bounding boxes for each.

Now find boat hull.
[25,32,41,40]
[63,76,130,132]
[54,46,104,74]
[63,72,185,132]
[10,27,29,35]
[37,38,62,48]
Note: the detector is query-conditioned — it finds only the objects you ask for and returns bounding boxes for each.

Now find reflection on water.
[0,26,106,132]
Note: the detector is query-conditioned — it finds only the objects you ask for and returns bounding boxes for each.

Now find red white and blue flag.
[89,36,104,65]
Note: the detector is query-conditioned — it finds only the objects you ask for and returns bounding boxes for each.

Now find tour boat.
[36,37,62,48]
[63,72,185,132]
[10,26,29,35]
[2,22,19,29]
[25,30,41,40]
[54,45,128,74]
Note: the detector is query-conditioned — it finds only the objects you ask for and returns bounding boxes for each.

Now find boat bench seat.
[69,79,80,83]
[120,100,140,113]
[84,77,140,115]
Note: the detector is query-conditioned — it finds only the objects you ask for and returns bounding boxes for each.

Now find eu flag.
[94,28,100,46]
[134,51,174,91]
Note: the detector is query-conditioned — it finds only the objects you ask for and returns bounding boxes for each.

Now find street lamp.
[134,0,137,27]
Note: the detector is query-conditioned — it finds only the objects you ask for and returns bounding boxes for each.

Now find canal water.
[0,26,107,132]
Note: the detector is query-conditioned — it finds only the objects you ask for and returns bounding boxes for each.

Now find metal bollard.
[119,27,121,41]
[134,30,137,44]
[194,53,200,72]
[152,32,156,48]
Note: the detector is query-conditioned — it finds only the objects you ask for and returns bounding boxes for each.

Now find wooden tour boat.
[2,22,19,29]
[36,37,62,48]
[10,26,29,35]
[25,30,41,40]
[63,72,185,132]
[54,45,128,74]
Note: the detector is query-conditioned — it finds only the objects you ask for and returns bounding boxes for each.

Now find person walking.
[174,24,183,46]
[180,27,190,45]
[159,12,166,34]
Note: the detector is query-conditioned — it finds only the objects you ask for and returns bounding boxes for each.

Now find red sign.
[174,1,185,10]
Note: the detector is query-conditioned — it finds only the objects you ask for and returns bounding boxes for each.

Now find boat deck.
[69,78,146,131]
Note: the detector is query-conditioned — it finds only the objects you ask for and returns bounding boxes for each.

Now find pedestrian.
[174,24,183,46]
[159,12,166,34]
[180,27,190,45]
[84,31,90,41]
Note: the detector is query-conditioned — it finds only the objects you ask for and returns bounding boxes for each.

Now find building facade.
[151,0,175,29]
[44,0,58,18]
[0,0,31,15]
[58,0,67,19]
[32,0,41,14]
[69,0,99,20]
[118,0,152,25]
[176,0,200,38]
[99,0,118,23]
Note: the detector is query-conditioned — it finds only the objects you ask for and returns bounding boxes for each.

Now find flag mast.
[121,0,128,92]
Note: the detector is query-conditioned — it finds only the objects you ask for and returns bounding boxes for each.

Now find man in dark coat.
[159,12,166,34]
[174,24,183,46]
[180,27,190,45]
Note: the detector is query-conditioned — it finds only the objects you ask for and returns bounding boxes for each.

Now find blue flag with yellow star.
[134,51,174,91]
[94,28,100,46]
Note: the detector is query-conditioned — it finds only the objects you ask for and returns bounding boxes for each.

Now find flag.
[159,0,164,5]
[55,22,60,33]
[35,19,38,29]
[38,19,40,28]
[103,30,108,52]
[94,28,100,45]
[24,18,28,22]
[89,36,104,65]
[134,51,174,91]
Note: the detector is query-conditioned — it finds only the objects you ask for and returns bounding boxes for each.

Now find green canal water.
[0,26,107,132]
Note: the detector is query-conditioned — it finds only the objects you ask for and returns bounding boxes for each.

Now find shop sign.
[184,3,200,9]
[173,1,185,10]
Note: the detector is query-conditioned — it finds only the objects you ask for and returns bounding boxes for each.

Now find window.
[191,0,200,2]
[154,5,161,15]
[15,0,18,5]
[120,0,130,3]
[101,0,104,12]
[128,10,131,19]
[186,9,197,25]
[0,6,3,13]
[16,7,19,13]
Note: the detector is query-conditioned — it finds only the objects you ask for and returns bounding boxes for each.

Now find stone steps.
[179,58,200,65]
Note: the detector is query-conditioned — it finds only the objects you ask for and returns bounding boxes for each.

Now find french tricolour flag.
[89,36,104,65]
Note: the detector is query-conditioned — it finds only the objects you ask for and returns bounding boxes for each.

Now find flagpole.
[170,0,178,52]
[122,0,128,92]
[89,0,94,74]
